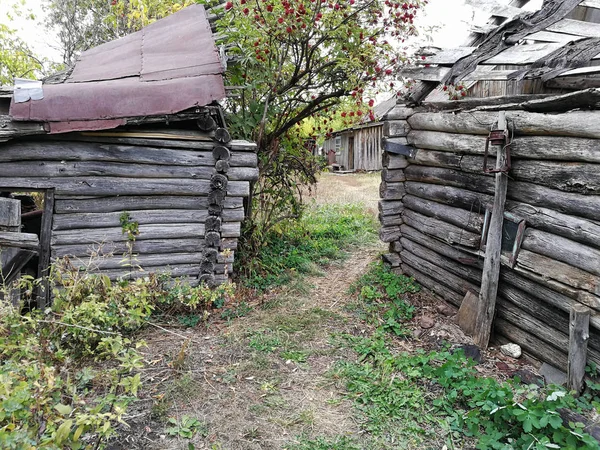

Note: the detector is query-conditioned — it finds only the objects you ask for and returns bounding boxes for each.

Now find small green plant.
[178,314,202,328]
[281,350,309,363]
[166,415,207,439]
[220,301,252,321]
[119,211,139,242]
[249,330,282,353]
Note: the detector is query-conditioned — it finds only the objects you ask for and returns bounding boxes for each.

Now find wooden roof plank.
[483,42,563,64]
[559,65,600,76]
[465,0,523,18]
[420,47,478,65]
[581,0,600,10]
[401,67,450,81]
[526,30,587,43]
[547,18,600,37]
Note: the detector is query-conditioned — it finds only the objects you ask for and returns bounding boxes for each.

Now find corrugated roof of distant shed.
[10,4,226,133]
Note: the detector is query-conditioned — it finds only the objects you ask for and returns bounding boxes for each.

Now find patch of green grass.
[281,350,309,363]
[220,301,252,321]
[242,204,378,291]
[249,330,284,353]
[348,261,420,337]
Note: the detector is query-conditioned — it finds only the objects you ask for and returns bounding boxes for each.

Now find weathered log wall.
[0,133,257,284]
[379,103,600,370]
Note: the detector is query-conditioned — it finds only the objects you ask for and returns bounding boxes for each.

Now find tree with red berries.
[217,0,424,250]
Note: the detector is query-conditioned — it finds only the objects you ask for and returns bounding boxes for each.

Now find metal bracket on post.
[483,129,511,174]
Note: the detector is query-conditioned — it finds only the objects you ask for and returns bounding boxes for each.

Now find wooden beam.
[526,30,586,43]
[464,0,523,18]
[484,43,563,65]
[547,18,600,38]
[568,305,591,395]
[474,111,508,349]
[36,190,54,308]
[0,232,39,249]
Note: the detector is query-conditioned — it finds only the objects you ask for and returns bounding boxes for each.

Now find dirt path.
[115,243,385,450]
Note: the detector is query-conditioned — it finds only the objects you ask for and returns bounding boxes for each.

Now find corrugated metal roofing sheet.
[10,4,225,133]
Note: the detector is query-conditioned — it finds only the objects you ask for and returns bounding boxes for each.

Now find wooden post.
[36,189,54,309]
[474,111,508,348]
[568,304,591,395]
[0,197,22,305]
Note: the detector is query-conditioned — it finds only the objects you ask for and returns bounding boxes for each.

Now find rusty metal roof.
[10,4,225,133]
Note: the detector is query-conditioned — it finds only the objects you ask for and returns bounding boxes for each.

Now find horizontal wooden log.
[52,238,205,258]
[379,226,401,243]
[379,182,405,200]
[405,182,600,248]
[400,248,480,296]
[408,111,600,139]
[400,224,483,267]
[399,263,464,306]
[409,130,600,163]
[100,264,201,281]
[53,210,208,231]
[221,238,238,250]
[402,209,481,247]
[54,195,244,213]
[0,115,46,142]
[379,214,402,227]
[405,166,600,222]
[382,153,409,170]
[391,241,402,253]
[522,228,600,277]
[0,177,250,197]
[500,270,600,331]
[66,252,206,270]
[0,141,257,167]
[517,249,599,296]
[381,168,406,182]
[401,237,482,284]
[51,224,204,245]
[378,200,404,216]
[382,252,401,267]
[0,232,39,250]
[402,195,484,233]
[228,167,259,181]
[495,318,567,370]
[383,120,410,137]
[382,105,415,120]
[221,222,241,238]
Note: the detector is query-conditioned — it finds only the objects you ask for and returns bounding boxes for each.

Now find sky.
[1,0,544,64]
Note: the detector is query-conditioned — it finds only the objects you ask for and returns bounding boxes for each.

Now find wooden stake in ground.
[568,304,591,395]
[474,111,508,349]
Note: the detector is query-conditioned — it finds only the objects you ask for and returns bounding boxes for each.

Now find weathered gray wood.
[379,226,401,243]
[526,30,585,43]
[215,160,230,173]
[381,169,406,183]
[511,161,600,195]
[229,167,259,181]
[0,140,258,167]
[0,198,21,228]
[399,263,464,306]
[0,249,36,285]
[51,224,205,245]
[405,182,600,248]
[197,114,217,132]
[400,249,480,296]
[409,130,600,163]
[485,43,563,65]
[464,0,522,18]
[101,264,201,281]
[0,115,46,142]
[405,165,495,195]
[568,305,591,395]
[0,232,39,249]
[421,47,477,65]
[410,148,463,169]
[402,195,484,233]
[382,253,401,268]
[546,75,600,90]
[383,120,410,137]
[383,106,415,121]
[53,210,211,231]
[522,228,600,277]
[52,238,205,258]
[379,214,402,227]
[212,145,231,161]
[0,177,250,197]
[400,67,450,82]
[401,237,482,284]
[391,240,402,254]
[475,111,508,349]
[378,200,404,216]
[221,222,241,238]
[495,318,568,370]
[517,249,599,296]
[36,190,54,308]
[405,182,493,212]
[403,209,481,247]
[214,128,232,144]
[66,252,204,270]
[409,110,600,139]
[379,182,405,200]
[382,152,409,169]
[548,18,600,38]
[54,195,244,214]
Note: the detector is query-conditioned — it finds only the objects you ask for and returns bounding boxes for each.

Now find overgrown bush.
[0,258,235,449]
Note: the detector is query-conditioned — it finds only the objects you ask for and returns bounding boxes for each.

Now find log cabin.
[0,5,257,307]
[380,0,600,373]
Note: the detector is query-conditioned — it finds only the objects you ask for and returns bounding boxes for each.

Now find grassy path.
[116,241,385,449]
